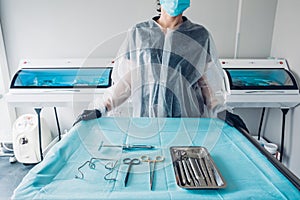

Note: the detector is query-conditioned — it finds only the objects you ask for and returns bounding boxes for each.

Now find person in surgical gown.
[74,0,229,124]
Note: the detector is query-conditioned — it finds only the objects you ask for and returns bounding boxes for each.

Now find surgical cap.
[93,17,226,118]
[160,0,190,16]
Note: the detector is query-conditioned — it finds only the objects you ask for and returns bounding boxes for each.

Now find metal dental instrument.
[75,160,95,179]
[75,157,116,180]
[180,151,193,186]
[189,158,206,186]
[203,156,216,186]
[199,157,212,186]
[174,150,186,186]
[182,158,192,185]
[204,156,217,186]
[194,158,207,186]
[174,163,182,186]
[102,144,155,150]
[123,158,141,187]
[140,155,165,190]
[186,158,199,186]
[208,160,223,186]
[104,160,119,181]
[89,157,115,165]
[98,141,104,151]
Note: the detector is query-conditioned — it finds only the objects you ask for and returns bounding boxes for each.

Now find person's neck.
[157,10,183,29]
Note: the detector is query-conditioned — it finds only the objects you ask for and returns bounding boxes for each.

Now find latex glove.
[217,110,249,133]
[73,109,102,126]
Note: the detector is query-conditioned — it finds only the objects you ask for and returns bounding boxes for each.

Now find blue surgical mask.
[160,0,190,17]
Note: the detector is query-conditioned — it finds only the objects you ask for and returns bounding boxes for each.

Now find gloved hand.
[217,110,249,133]
[73,109,102,126]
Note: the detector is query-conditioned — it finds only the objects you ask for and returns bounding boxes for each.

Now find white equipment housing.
[6,59,114,107]
[221,58,300,108]
[12,114,52,164]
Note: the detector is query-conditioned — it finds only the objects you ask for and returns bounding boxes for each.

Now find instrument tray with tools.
[170,146,226,189]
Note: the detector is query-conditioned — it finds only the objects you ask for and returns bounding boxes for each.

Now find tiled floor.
[0,157,34,200]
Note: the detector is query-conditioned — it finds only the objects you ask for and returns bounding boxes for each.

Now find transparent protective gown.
[93,17,226,118]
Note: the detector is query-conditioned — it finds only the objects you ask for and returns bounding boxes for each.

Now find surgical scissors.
[140,155,165,190]
[123,158,141,187]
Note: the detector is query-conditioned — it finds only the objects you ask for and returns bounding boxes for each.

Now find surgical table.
[12,117,300,199]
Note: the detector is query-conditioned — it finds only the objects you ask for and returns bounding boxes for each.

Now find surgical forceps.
[140,155,165,190]
[123,158,141,187]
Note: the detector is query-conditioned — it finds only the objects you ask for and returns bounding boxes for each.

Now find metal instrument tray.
[170,146,226,189]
